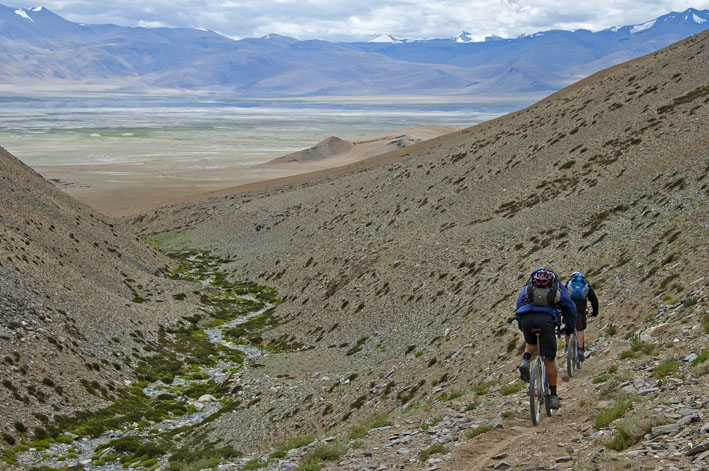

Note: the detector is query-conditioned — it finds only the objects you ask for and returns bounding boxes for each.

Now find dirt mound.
[267,136,355,163]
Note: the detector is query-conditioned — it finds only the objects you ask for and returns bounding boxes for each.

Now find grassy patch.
[438,389,465,401]
[604,406,664,451]
[500,381,524,396]
[471,381,495,396]
[242,458,266,470]
[347,413,394,440]
[298,443,345,470]
[592,395,635,430]
[692,349,709,366]
[419,443,448,461]
[270,435,316,459]
[465,425,494,439]
[619,336,658,359]
[592,373,612,384]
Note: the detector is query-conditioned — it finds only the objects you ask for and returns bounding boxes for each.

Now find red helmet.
[532,269,555,288]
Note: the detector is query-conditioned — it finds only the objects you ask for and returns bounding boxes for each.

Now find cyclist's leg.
[577,307,587,358]
[519,315,541,381]
[543,357,557,387]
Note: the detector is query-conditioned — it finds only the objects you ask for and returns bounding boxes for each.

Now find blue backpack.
[567,273,589,300]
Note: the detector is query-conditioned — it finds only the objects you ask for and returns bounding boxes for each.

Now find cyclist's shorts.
[520,312,557,360]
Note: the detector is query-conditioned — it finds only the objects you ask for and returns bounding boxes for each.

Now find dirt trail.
[449,350,605,470]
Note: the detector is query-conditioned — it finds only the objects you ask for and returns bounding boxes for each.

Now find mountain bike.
[529,327,556,426]
[566,329,580,378]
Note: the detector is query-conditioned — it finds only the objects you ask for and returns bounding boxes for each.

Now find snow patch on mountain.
[692,13,707,24]
[14,9,33,21]
[631,20,656,33]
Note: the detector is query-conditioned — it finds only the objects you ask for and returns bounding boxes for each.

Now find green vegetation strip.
[3,249,279,469]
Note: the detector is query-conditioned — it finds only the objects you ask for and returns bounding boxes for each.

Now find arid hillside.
[0,148,211,446]
[131,30,709,470]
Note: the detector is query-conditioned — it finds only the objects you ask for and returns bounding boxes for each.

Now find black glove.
[561,326,573,336]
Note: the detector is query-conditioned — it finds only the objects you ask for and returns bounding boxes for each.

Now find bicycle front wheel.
[529,360,544,426]
[567,333,577,378]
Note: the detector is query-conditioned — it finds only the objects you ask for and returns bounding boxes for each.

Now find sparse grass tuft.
[419,443,448,461]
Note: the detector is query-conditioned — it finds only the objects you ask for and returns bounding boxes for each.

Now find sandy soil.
[36,124,459,217]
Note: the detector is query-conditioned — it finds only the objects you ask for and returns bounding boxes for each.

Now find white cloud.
[8,0,709,41]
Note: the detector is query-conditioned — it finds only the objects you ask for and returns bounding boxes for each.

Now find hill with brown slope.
[0,147,207,446]
[131,30,709,470]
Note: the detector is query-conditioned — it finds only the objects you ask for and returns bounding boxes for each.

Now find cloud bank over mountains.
[7,0,709,42]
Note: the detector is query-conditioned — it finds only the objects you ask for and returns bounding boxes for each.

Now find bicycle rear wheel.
[529,359,544,426]
[566,333,577,378]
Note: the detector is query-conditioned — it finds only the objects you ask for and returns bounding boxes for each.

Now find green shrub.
[652,359,681,379]
[592,395,634,430]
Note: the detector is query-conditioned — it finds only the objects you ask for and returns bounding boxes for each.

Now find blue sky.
[8,1,709,41]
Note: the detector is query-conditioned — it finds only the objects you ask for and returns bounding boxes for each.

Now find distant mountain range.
[0,4,707,95]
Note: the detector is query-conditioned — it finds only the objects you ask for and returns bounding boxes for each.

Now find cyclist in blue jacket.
[515,268,577,409]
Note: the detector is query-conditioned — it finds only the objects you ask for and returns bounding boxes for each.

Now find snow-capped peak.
[369,34,404,43]
[454,31,474,43]
[32,6,44,12]
[15,9,34,21]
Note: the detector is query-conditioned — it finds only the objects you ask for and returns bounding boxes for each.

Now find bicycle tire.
[567,333,577,378]
[529,359,544,426]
